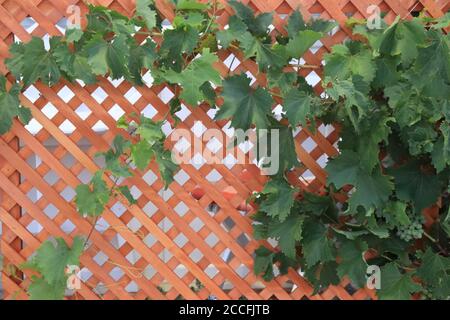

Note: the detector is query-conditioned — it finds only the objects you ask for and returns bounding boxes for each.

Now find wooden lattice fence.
[0,0,448,300]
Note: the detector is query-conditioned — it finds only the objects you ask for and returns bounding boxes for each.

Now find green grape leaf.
[28,237,84,286]
[336,239,368,288]
[388,161,441,213]
[301,219,335,267]
[283,89,313,127]
[0,78,22,134]
[84,34,130,79]
[258,178,298,222]
[324,42,376,83]
[378,263,421,300]
[286,30,322,58]
[267,214,304,259]
[154,145,178,188]
[161,25,199,60]
[5,42,25,78]
[65,28,83,43]
[136,0,157,30]
[21,37,61,86]
[326,150,394,211]
[254,246,275,281]
[137,117,165,144]
[286,10,306,38]
[378,17,427,66]
[175,0,208,10]
[215,74,273,130]
[131,140,154,170]
[28,276,66,300]
[161,49,220,106]
[118,185,137,205]
[75,171,111,217]
[303,261,340,295]
[228,0,272,37]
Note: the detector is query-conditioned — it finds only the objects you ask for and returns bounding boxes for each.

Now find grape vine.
[2,0,450,300]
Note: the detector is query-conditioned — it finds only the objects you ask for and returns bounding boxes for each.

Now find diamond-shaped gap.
[305,71,321,87]
[143,265,156,280]
[91,120,108,132]
[222,154,237,169]
[205,169,222,183]
[236,264,250,278]
[77,168,93,184]
[79,267,93,282]
[206,202,220,216]
[189,217,204,232]
[127,217,142,233]
[57,85,75,103]
[317,153,329,168]
[60,186,76,201]
[59,119,76,134]
[174,104,191,121]
[23,85,40,103]
[174,136,191,153]
[43,170,60,186]
[25,119,43,135]
[301,137,317,153]
[142,200,158,217]
[318,123,335,137]
[43,203,59,219]
[143,170,158,186]
[238,139,254,154]
[142,70,154,87]
[175,264,188,278]
[125,249,141,265]
[141,104,158,119]
[124,87,142,104]
[27,187,42,203]
[61,219,76,234]
[110,234,126,249]
[41,102,58,119]
[55,17,67,33]
[159,248,173,262]
[173,169,190,186]
[205,233,219,247]
[158,217,173,232]
[174,233,188,248]
[206,137,223,154]
[75,103,92,120]
[111,201,127,218]
[237,233,250,248]
[191,121,207,138]
[26,220,43,234]
[21,17,39,34]
[143,234,157,248]
[189,248,203,263]
[205,264,219,279]
[108,104,125,120]
[95,217,110,233]
[190,153,206,169]
[108,76,124,88]
[174,201,188,217]
[158,187,173,201]
[223,53,240,72]
[221,217,235,232]
[109,266,125,281]
[157,87,174,104]
[125,281,139,293]
[91,87,108,104]
[93,251,109,266]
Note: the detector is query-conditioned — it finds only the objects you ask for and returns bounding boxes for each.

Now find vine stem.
[203,0,217,36]
[83,216,99,249]
[423,231,437,243]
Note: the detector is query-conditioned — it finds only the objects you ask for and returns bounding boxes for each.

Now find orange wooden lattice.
[0,0,448,300]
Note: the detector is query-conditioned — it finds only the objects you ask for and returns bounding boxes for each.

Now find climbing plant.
[2,0,450,300]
